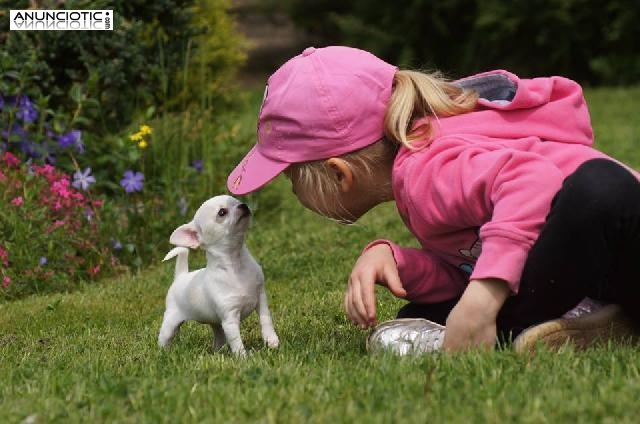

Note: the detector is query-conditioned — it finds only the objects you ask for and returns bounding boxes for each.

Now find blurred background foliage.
[0,0,250,298]
[268,0,640,85]
[0,0,246,135]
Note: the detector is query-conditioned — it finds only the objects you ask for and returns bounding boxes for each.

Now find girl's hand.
[443,278,510,352]
[443,300,498,351]
[344,243,407,329]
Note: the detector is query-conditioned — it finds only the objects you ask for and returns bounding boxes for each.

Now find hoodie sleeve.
[402,139,565,294]
[365,240,468,303]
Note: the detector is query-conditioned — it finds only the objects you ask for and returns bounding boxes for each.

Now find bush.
[0,0,250,299]
[0,88,260,299]
[281,0,640,85]
[0,0,246,133]
[0,152,117,300]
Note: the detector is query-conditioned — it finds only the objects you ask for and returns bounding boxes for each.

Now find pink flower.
[33,164,56,179]
[2,275,10,289]
[2,152,20,168]
[46,220,66,233]
[51,178,72,199]
[0,169,6,181]
[0,245,8,267]
[11,196,24,206]
[88,264,101,276]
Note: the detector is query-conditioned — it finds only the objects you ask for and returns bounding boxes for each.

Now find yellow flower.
[140,124,153,135]
[138,140,148,149]
[130,132,142,142]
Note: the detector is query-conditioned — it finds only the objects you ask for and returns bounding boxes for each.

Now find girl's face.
[285,166,383,224]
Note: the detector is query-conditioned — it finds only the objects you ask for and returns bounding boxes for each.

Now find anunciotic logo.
[10,10,113,31]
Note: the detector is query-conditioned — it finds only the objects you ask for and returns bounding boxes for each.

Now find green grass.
[1,86,640,423]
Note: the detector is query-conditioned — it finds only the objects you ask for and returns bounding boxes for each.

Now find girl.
[227,46,639,353]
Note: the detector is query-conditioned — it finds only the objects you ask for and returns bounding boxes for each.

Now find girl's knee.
[561,159,639,209]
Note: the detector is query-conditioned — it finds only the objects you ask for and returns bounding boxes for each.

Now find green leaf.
[72,116,92,127]
[145,106,156,120]
[69,83,84,103]
[46,298,62,311]
[128,150,141,163]
[2,71,21,80]
[82,98,101,109]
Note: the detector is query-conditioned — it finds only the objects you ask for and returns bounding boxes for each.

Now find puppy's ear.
[169,222,200,249]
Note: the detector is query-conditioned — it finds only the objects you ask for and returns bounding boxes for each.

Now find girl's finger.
[360,276,377,325]
[383,264,407,298]
[350,277,369,328]
[344,283,356,324]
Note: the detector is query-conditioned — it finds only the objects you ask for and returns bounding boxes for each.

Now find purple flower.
[112,239,123,251]
[190,159,203,173]
[74,138,85,154]
[44,151,57,165]
[120,170,144,193]
[72,167,96,191]
[178,197,188,216]
[26,158,35,175]
[15,96,38,124]
[20,140,44,160]
[2,123,27,142]
[0,96,4,110]
[39,257,48,266]
[58,130,82,149]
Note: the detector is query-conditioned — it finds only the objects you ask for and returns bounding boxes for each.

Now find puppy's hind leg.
[158,309,185,348]
[210,323,226,352]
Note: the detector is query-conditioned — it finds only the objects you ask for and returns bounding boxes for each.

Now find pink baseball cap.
[227,45,397,195]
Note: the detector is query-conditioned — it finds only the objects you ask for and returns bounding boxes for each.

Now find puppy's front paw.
[234,348,248,358]
[264,332,280,348]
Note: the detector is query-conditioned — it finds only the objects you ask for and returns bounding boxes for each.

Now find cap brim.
[227,145,289,195]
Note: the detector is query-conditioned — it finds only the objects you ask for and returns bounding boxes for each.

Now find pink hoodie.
[372,70,634,304]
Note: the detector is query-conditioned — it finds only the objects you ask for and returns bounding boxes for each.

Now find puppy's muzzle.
[238,203,251,219]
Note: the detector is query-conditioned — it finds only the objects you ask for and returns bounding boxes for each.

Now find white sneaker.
[366,318,445,356]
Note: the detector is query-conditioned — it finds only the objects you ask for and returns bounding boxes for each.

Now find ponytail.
[384,70,478,149]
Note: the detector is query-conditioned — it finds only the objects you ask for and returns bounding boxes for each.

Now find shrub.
[0,0,246,133]
[0,152,117,300]
[0,0,250,299]
[1,88,260,300]
[281,0,640,85]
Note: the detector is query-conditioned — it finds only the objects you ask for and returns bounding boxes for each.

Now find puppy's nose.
[238,203,251,215]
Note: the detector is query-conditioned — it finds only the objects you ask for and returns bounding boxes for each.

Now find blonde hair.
[385,70,478,149]
[288,69,478,218]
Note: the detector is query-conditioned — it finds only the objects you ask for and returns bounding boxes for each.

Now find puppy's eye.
[217,208,228,217]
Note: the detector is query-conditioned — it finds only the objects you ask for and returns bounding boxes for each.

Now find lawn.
[1,86,640,423]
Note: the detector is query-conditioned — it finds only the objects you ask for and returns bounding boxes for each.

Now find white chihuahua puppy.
[158,195,279,356]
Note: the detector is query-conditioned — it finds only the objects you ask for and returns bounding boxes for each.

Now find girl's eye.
[218,208,228,217]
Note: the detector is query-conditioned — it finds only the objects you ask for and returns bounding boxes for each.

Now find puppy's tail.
[163,247,189,277]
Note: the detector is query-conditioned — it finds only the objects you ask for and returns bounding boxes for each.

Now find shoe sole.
[513,304,639,353]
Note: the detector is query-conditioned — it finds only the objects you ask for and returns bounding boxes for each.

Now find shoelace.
[413,327,445,352]
[562,297,605,319]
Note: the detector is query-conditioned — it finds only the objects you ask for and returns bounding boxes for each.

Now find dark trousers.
[397,159,640,340]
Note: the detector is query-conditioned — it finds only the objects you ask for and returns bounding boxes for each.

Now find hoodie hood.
[429,70,593,146]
